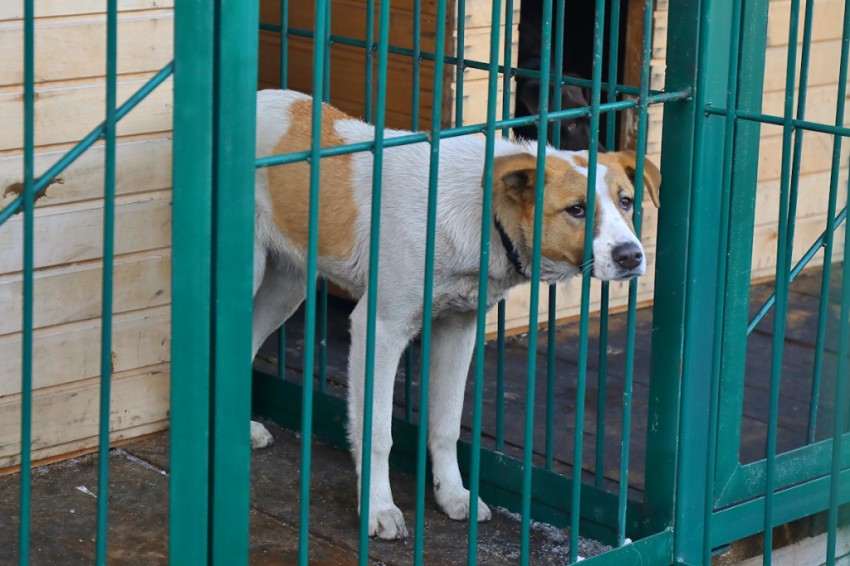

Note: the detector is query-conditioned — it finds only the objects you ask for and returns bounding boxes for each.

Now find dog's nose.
[612,242,643,270]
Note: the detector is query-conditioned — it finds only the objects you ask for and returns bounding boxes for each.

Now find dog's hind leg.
[428,311,491,522]
[250,252,307,449]
[346,298,413,540]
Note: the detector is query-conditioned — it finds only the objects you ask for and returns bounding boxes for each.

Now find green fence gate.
[5,0,849,564]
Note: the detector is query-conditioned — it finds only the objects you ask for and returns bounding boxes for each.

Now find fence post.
[643,0,732,563]
[171,1,258,563]
[171,0,215,562]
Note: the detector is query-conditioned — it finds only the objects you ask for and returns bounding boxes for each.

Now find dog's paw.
[437,490,492,522]
[250,421,274,449]
[369,505,408,540]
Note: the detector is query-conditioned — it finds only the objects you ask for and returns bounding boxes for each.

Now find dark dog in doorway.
[513,58,604,152]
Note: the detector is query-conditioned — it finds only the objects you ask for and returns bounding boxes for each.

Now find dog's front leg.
[428,312,492,522]
[346,299,412,540]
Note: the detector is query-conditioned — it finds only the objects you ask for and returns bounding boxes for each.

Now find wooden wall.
[0,1,174,470]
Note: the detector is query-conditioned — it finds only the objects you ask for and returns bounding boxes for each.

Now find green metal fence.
[5,0,849,564]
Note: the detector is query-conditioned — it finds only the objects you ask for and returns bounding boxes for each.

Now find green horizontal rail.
[255,89,686,169]
[705,105,850,138]
[711,464,850,548]
[257,22,666,99]
[0,62,174,226]
[747,206,847,334]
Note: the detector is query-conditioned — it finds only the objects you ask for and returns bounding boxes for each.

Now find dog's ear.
[490,153,542,204]
[615,150,662,208]
[562,84,591,109]
[518,79,542,115]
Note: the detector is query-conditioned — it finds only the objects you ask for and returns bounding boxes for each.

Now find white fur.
[248,90,646,539]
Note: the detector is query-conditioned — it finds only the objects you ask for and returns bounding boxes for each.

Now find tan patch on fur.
[572,154,588,168]
[267,100,357,258]
[491,153,591,268]
[599,151,661,208]
[597,152,640,235]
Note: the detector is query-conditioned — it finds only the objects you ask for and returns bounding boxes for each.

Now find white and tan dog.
[249,89,660,539]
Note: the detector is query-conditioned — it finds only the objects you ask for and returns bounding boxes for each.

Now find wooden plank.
[456,0,519,30]
[0,306,170,396]
[755,169,849,227]
[0,138,172,208]
[757,132,850,182]
[0,252,171,335]
[259,33,441,131]
[0,0,172,21]
[0,364,170,468]
[0,75,173,151]
[0,12,173,87]
[453,25,519,84]
[761,86,850,132]
[767,0,848,47]
[0,192,172,273]
[763,40,850,92]
[750,213,846,279]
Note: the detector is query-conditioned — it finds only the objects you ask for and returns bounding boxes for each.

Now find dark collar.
[493,216,526,277]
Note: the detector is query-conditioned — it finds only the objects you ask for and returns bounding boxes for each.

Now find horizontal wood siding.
[0,4,173,468]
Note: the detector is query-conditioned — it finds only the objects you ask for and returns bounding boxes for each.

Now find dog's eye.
[565,204,585,218]
[568,122,578,131]
[619,195,633,210]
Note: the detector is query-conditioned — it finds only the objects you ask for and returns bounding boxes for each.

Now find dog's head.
[517,77,603,152]
[490,149,661,282]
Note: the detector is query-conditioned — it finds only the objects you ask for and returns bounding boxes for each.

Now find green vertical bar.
[808,1,850,444]
[454,0,466,126]
[280,0,288,88]
[712,0,769,489]
[299,1,329,563]
[495,0,514,455]
[605,0,621,149]
[359,0,392,560]
[364,0,374,121]
[763,2,801,562]
[406,0,419,416]
[170,0,214,562]
[544,0,566,474]
[317,3,332,395]
[825,6,850,565]
[519,0,552,560]
[413,0,448,559]
[411,0,421,129]
[595,290,609,489]
[495,302,506,451]
[617,0,651,546]
[570,1,605,561]
[209,0,259,563]
[468,0,503,559]
[701,0,742,561]
[19,0,35,563]
[95,1,118,562]
[826,179,850,566]
[545,287,556,471]
[595,0,621,493]
[672,0,733,557]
